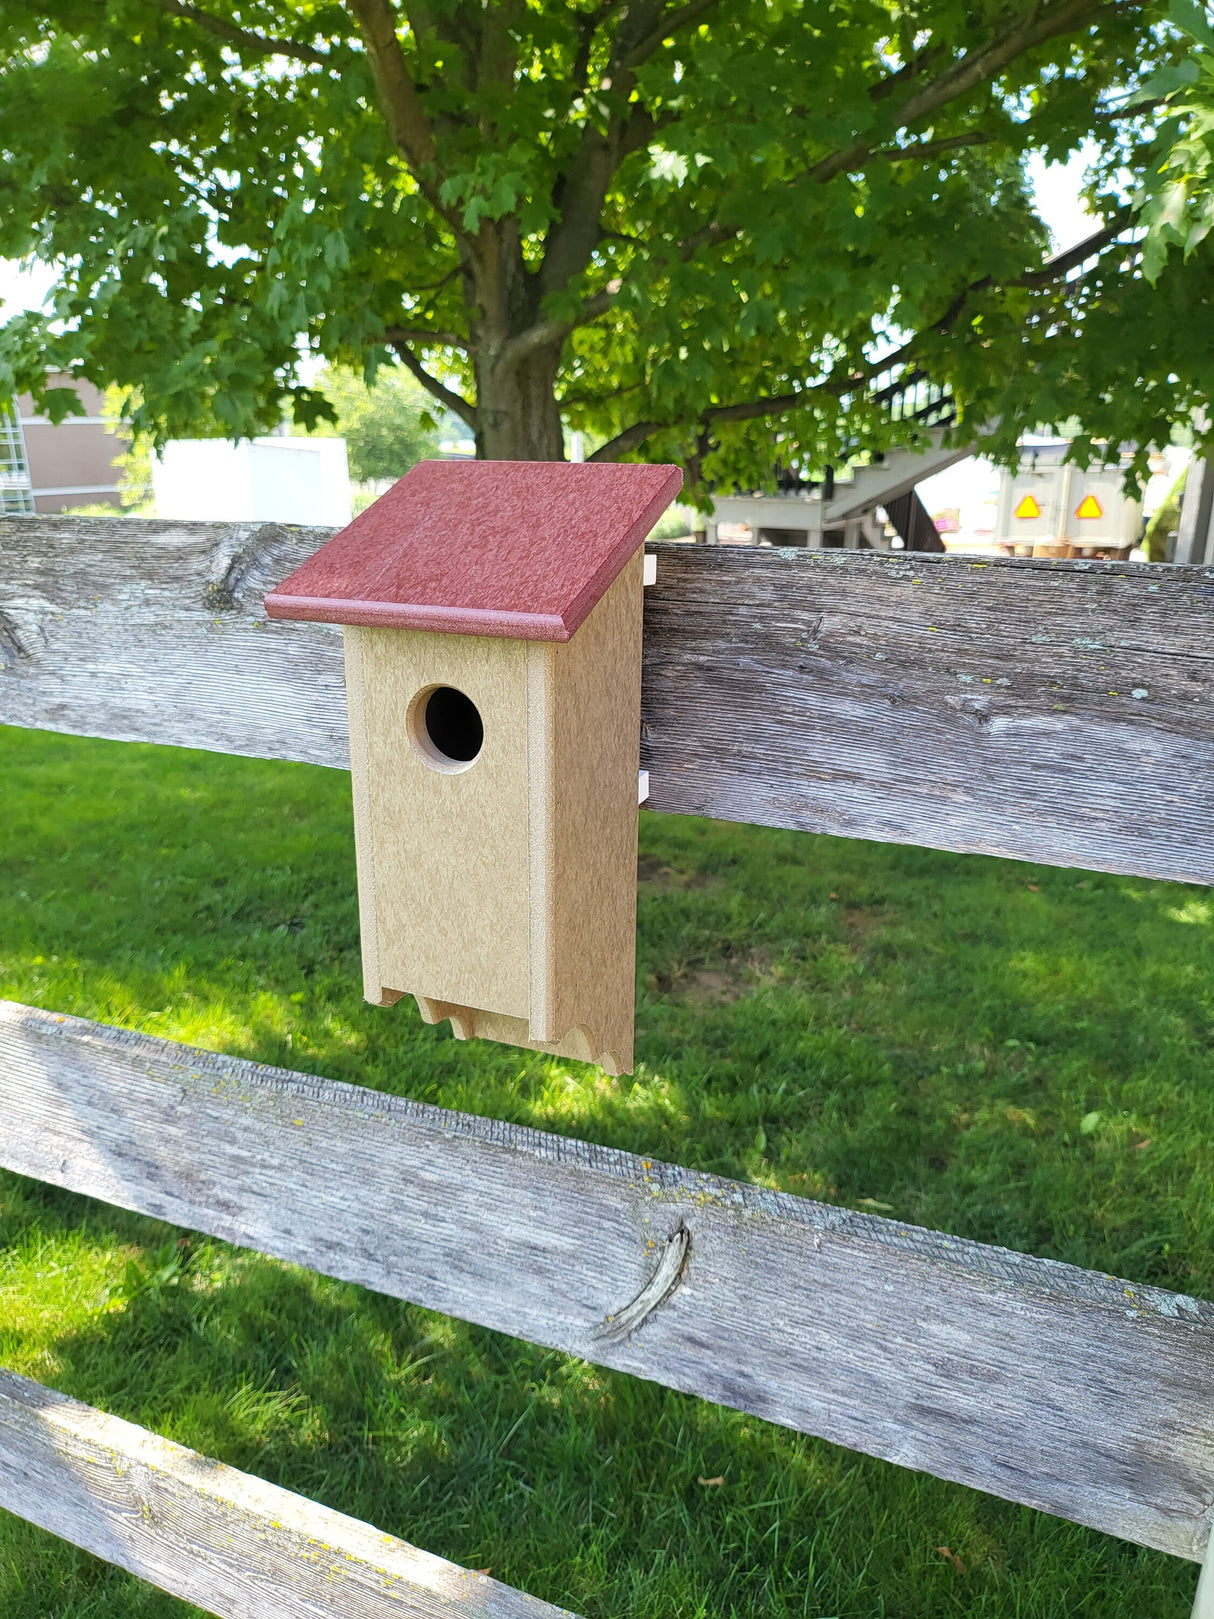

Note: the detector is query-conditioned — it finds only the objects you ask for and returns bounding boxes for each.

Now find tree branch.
[585,370,907,460]
[588,216,1136,461]
[343,0,462,232]
[874,131,992,160]
[158,0,330,64]
[572,1,626,90]
[586,419,668,460]
[388,339,478,427]
[492,285,619,372]
[672,131,988,262]
[808,0,1111,184]
[538,105,657,304]
[536,0,698,313]
[868,42,950,103]
[558,379,646,409]
[898,0,1109,127]
[1095,96,1170,120]
[671,8,1108,274]
[500,0,712,366]
[619,0,723,70]
[383,324,469,351]
[677,219,740,260]
[1015,214,1130,285]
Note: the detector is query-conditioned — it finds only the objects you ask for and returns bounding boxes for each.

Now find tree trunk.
[462,223,566,461]
[473,344,564,460]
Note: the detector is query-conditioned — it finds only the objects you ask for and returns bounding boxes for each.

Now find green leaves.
[1,0,1209,480]
[439,148,543,234]
[1165,0,1214,52]
[1131,2,1214,284]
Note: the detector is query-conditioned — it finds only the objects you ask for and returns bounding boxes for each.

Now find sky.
[1025,145,1103,254]
[0,256,55,317]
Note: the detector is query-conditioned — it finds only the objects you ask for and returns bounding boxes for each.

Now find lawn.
[2,722,1212,1618]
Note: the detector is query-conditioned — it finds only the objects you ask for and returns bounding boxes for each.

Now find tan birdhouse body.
[265,460,682,1075]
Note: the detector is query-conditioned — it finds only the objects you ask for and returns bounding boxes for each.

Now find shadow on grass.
[0,1174,1199,1619]
[4,725,1214,1291]
[2,726,1212,1616]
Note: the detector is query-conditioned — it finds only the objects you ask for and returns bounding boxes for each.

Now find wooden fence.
[3,515,1214,1616]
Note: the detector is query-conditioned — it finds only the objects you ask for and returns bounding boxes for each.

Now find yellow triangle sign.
[1014,494,1040,519]
[1075,493,1103,519]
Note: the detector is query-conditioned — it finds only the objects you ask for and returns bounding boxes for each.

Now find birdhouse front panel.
[264,459,683,1075]
[344,622,532,1020]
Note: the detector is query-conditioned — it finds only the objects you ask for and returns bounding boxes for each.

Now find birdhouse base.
[413,996,625,1077]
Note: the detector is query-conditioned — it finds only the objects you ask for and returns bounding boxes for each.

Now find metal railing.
[0,399,35,514]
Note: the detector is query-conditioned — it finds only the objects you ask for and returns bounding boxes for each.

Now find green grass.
[2,722,1212,1618]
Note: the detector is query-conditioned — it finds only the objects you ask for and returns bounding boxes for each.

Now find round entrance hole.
[408,685,484,771]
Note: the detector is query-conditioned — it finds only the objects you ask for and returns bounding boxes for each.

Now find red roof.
[264,459,682,642]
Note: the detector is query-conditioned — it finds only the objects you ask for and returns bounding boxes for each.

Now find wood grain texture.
[532,550,644,1069]
[3,999,1214,1562]
[351,624,533,1017]
[4,518,1214,882]
[641,545,1214,882]
[0,517,351,765]
[263,460,682,640]
[0,1366,574,1619]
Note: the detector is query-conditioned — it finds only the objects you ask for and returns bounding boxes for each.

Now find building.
[704,435,1153,558]
[0,400,34,514]
[4,374,353,525]
[14,376,129,512]
[703,432,969,551]
[151,435,352,526]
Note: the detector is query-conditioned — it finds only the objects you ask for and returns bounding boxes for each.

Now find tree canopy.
[1131,1,1214,278]
[1,0,1211,487]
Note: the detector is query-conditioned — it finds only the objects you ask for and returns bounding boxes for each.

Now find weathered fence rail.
[4,515,1214,1616]
[0,1366,570,1619]
[2,998,1213,1564]
[3,516,1214,883]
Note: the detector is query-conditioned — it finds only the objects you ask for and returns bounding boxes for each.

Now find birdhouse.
[264,459,682,1075]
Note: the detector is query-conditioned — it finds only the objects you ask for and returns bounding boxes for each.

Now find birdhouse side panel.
[345,625,532,1018]
[530,552,644,1072]
[342,626,391,1006]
